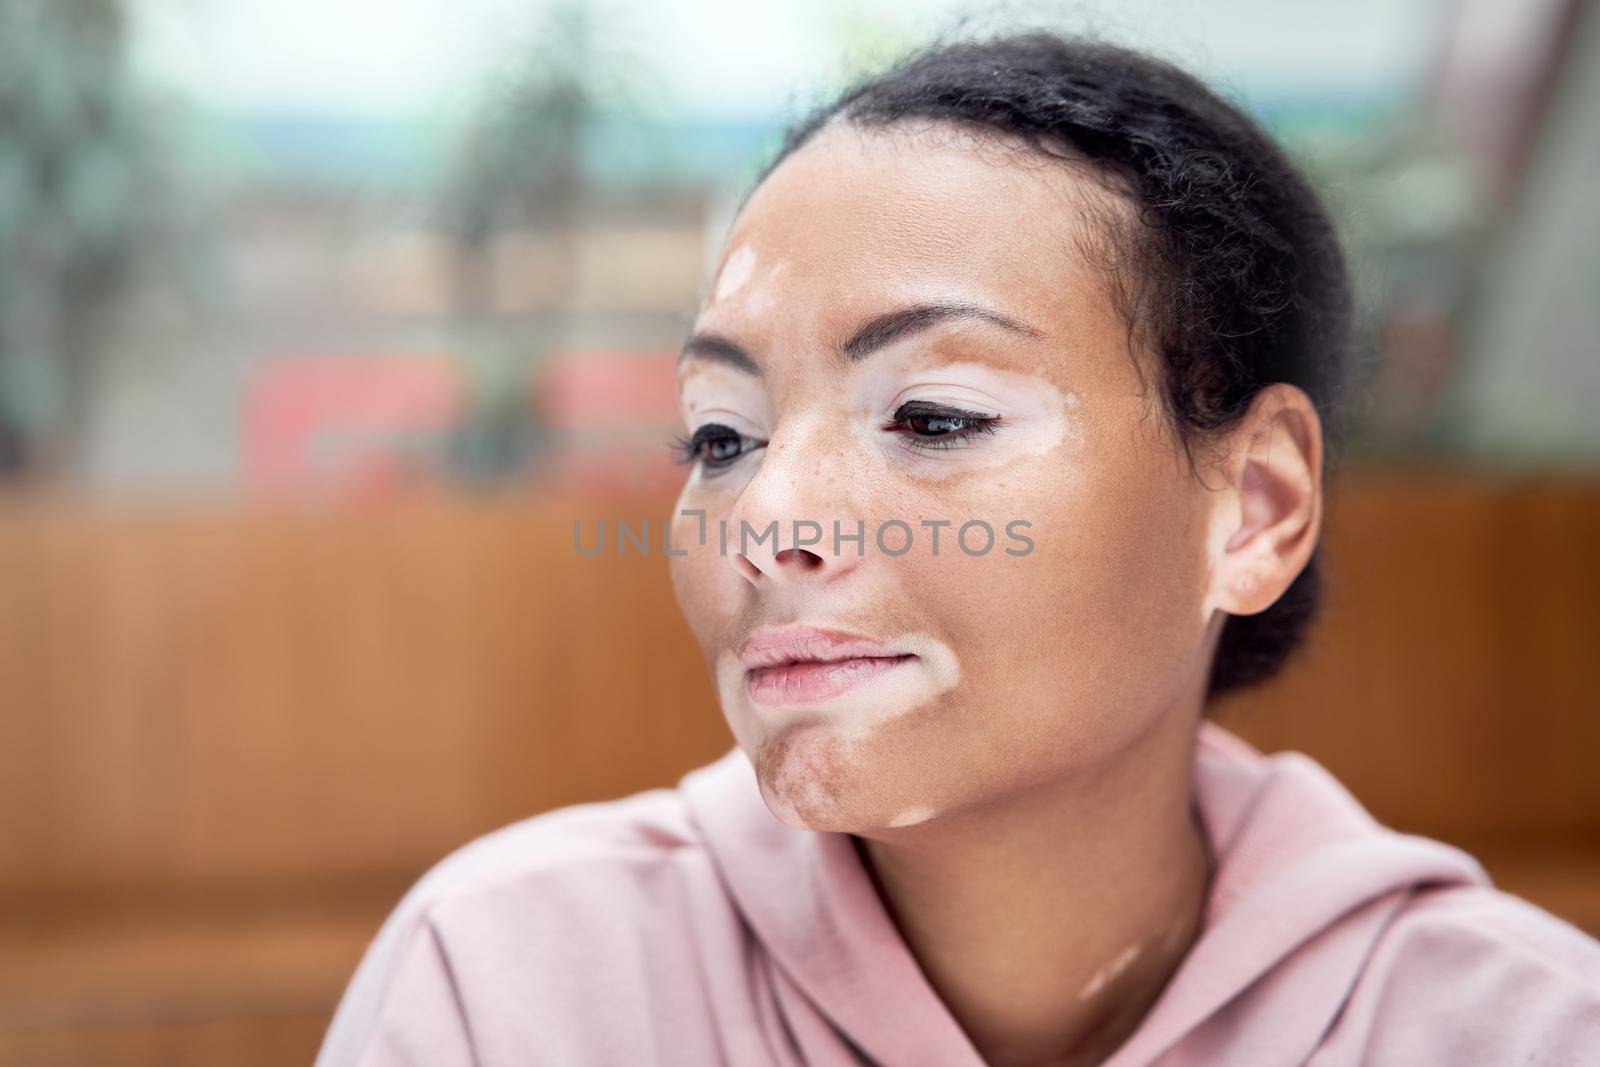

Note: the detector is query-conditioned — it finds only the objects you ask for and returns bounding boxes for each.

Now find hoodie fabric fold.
[315,722,1600,1066]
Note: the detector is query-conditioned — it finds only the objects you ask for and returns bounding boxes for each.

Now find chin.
[747,724,879,832]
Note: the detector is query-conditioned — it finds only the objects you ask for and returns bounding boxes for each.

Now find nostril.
[774,548,824,569]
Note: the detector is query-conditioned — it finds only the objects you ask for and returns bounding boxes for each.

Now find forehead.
[700,121,1121,331]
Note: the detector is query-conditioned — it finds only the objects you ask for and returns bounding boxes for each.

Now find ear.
[1201,383,1324,617]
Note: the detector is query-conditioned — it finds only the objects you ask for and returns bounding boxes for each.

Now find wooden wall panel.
[1214,468,1600,842]
[0,494,728,893]
[0,465,1597,1065]
[1,469,1597,892]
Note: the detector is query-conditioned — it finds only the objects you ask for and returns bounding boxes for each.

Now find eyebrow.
[677,302,1045,376]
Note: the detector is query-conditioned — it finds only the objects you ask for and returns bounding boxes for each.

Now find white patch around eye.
[677,362,769,436]
[860,361,1082,479]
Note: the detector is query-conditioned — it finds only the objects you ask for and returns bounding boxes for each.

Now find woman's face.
[669,121,1224,831]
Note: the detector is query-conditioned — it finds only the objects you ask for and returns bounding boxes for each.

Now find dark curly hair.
[742,31,1353,706]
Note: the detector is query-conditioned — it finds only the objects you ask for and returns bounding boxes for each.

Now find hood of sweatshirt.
[678,720,1492,1067]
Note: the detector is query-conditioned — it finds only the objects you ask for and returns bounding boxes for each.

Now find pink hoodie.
[315,722,1600,1065]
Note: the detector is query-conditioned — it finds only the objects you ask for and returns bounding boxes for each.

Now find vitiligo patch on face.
[715,634,959,731]
[714,634,961,829]
[712,244,757,305]
[676,360,769,432]
[853,358,1085,481]
[886,804,936,827]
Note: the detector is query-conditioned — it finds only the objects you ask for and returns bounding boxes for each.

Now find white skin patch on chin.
[715,637,961,830]
[886,804,936,827]
[712,244,757,305]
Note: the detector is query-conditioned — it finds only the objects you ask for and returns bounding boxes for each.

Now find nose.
[732,542,828,585]
[724,427,862,589]
[730,511,859,588]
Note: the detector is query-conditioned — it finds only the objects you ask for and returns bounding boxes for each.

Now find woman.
[317,32,1600,1066]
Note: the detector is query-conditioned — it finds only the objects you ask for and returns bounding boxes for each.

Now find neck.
[853,713,1214,1067]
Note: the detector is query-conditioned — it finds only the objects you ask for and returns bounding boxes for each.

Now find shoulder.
[315,785,722,1066]
[1372,880,1600,993]
[399,784,705,920]
[1329,881,1600,1063]
[374,782,730,981]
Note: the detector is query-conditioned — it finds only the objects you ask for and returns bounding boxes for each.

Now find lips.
[739,625,917,706]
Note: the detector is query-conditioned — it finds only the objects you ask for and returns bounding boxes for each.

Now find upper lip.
[738,625,913,670]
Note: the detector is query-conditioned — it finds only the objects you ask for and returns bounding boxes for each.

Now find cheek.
[667,501,741,659]
[879,410,1208,736]
[996,445,1211,716]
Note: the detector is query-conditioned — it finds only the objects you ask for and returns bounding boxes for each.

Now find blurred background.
[1,0,1596,1062]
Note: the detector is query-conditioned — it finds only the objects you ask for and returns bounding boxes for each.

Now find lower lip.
[745,655,916,707]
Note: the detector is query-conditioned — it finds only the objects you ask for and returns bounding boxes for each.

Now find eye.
[671,422,765,471]
[885,400,1001,451]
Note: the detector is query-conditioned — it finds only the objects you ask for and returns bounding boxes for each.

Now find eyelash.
[670,424,759,471]
[671,401,1002,471]
[882,400,1002,452]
